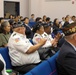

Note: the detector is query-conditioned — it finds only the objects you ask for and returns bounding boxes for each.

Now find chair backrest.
[0,47,12,69]
[47,51,59,75]
[29,22,36,28]
[30,61,52,75]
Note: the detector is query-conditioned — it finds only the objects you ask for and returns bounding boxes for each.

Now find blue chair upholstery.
[30,61,52,75]
[24,72,33,75]
[47,51,59,75]
[0,47,12,69]
[29,22,36,28]
[29,39,34,45]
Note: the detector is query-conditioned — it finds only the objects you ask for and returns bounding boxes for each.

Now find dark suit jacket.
[56,41,76,75]
[24,24,33,39]
[53,24,60,35]
[63,21,69,27]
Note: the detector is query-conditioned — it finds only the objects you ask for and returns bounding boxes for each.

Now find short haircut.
[46,17,50,21]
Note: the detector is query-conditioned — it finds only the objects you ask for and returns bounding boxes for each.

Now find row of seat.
[0,47,59,75]
[25,51,59,75]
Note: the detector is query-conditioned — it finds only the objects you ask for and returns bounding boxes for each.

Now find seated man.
[56,22,76,75]
[8,22,46,74]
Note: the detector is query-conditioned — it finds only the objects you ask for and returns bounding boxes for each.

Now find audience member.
[44,23,61,51]
[53,18,62,35]
[35,17,42,23]
[63,16,69,27]
[46,17,51,23]
[42,15,46,23]
[29,14,35,22]
[71,15,76,22]
[61,17,65,26]
[23,17,33,39]
[8,22,46,74]
[9,14,13,20]
[0,21,11,47]
[56,22,76,75]
[9,19,14,33]
[66,15,73,24]
[33,23,57,60]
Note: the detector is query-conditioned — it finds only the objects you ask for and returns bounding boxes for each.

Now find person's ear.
[73,34,76,41]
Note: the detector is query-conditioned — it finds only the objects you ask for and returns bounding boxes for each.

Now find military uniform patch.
[36,38,41,42]
[15,38,20,42]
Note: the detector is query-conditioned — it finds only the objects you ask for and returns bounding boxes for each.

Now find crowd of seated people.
[0,14,76,74]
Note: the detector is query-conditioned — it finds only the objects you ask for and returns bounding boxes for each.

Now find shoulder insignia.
[44,34,47,36]
[13,33,16,36]
[35,34,38,37]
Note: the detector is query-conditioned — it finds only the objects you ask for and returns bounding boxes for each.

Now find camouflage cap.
[12,22,24,29]
[62,22,76,36]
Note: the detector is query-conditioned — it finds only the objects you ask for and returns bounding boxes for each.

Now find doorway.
[4,1,20,18]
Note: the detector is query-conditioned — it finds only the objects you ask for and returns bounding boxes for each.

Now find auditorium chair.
[29,22,36,28]
[0,47,12,69]
[25,51,59,75]
[0,47,59,75]
[0,47,24,75]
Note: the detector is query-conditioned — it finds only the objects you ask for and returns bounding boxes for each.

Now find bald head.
[65,33,76,46]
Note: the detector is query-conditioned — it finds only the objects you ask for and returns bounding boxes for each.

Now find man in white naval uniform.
[8,22,46,74]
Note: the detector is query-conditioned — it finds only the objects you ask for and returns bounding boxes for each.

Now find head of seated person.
[35,17,42,23]
[12,22,25,35]
[9,19,14,33]
[0,21,11,34]
[53,18,61,28]
[33,22,44,35]
[23,17,29,25]
[0,21,11,47]
[0,17,4,26]
[43,23,52,35]
[56,22,76,75]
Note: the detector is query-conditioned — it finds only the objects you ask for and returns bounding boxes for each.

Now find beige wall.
[0,0,29,17]
[29,0,76,21]
[0,0,76,20]
[29,0,42,18]
[0,0,4,17]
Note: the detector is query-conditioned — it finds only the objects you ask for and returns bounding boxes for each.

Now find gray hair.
[0,21,9,33]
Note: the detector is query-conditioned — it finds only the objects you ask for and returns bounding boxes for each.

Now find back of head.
[62,22,76,36]
[35,17,42,22]
[46,17,50,22]
[9,19,14,25]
